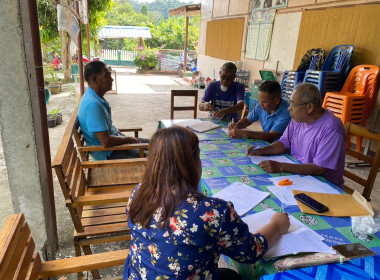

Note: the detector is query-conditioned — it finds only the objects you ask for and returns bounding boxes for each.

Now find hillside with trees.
[129,0,197,21]
[103,1,199,51]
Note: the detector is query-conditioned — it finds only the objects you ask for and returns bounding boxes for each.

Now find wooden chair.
[70,108,147,162]
[0,213,128,279]
[170,89,198,119]
[52,109,147,279]
[343,122,380,201]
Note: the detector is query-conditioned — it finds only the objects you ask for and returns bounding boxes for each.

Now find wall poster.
[245,9,275,60]
[245,0,288,60]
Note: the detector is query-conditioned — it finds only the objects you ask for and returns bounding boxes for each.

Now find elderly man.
[228,81,291,142]
[247,83,346,187]
[199,62,245,121]
[78,61,143,160]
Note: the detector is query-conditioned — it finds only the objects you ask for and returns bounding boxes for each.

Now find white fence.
[90,49,137,61]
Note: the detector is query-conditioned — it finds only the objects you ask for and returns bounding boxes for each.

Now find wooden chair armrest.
[119,127,143,137]
[80,158,147,168]
[38,249,129,278]
[78,143,148,152]
[72,192,131,206]
[119,128,143,132]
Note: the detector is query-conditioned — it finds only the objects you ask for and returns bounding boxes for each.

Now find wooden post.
[183,16,189,74]
[76,1,84,97]
[86,2,91,61]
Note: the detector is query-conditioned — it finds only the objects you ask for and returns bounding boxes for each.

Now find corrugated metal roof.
[98,25,152,39]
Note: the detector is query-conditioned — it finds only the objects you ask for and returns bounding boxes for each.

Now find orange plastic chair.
[241,102,247,120]
[323,65,379,151]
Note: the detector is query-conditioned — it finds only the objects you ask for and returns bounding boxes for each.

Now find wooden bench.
[52,108,147,279]
[0,213,128,279]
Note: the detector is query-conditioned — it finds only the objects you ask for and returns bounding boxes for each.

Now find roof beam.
[169,4,201,17]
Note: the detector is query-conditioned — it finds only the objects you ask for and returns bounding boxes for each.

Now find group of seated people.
[198,62,345,188]
[78,61,346,280]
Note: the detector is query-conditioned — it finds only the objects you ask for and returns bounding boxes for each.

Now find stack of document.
[174,119,221,133]
[212,182,270,216]
[267,175,340,206]
[242,209,336,258]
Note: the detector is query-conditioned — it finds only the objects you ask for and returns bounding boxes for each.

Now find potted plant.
[44,65,61,94]
[48,108,62,125]
[47,113,57,128]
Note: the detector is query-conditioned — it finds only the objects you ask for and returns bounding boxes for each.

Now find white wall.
[264,12,302,73]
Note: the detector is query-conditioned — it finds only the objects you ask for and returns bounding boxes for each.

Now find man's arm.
[213,101,245,119]
[228,117,252,130]
[247,141,287,156]
[258,161,325,176]
[199,101,214,111]
[240,130,282,142]
[95,131,139,147]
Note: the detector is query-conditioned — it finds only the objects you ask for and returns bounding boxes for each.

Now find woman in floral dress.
[124,126,289,280]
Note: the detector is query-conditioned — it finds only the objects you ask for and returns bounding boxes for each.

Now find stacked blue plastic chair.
[303,45,354,99]
[280,48,325,101]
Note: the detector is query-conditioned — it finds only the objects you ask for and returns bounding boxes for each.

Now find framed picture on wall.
[253,0,288,11]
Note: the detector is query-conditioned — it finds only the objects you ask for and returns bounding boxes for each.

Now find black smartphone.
[294,193,329,213]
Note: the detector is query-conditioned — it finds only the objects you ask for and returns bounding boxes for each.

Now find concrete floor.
[0,66,379,279]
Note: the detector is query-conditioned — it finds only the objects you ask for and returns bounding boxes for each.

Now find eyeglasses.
[220,75,235,81]
[289,101,311,108]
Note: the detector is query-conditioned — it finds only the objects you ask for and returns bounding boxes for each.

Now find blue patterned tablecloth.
[159,119,380,280]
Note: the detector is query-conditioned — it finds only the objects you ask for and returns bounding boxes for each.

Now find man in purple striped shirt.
[247,83,346,188]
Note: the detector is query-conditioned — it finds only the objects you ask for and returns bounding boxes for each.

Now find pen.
[280,203,285,213]
[248,147,261,154]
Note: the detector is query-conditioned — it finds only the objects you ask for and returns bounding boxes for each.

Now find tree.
[130,0,197,21]
[103,2,199,52]
[140,4,148,16]
[37,0,114,81]
[146,15,200,50]
[103,3,151,50]
[38,0,60,59]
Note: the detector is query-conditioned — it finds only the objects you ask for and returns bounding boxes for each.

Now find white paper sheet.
[242,209,336,258]
[267,175,341,205]
[174,119,203,128]
[174,120,221,133]
[221,127,249,134]
[249,155,295,165]
[212,182,270,216]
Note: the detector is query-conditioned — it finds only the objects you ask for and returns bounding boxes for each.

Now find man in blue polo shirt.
[228,81,290,142]
[199,62,245,121]
[78,61,141,160]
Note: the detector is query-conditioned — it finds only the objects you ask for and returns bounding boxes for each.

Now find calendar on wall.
[245,9,275,60]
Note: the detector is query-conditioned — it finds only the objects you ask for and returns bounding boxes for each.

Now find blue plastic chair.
[280,49,325,101]
[303,45,354,99]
